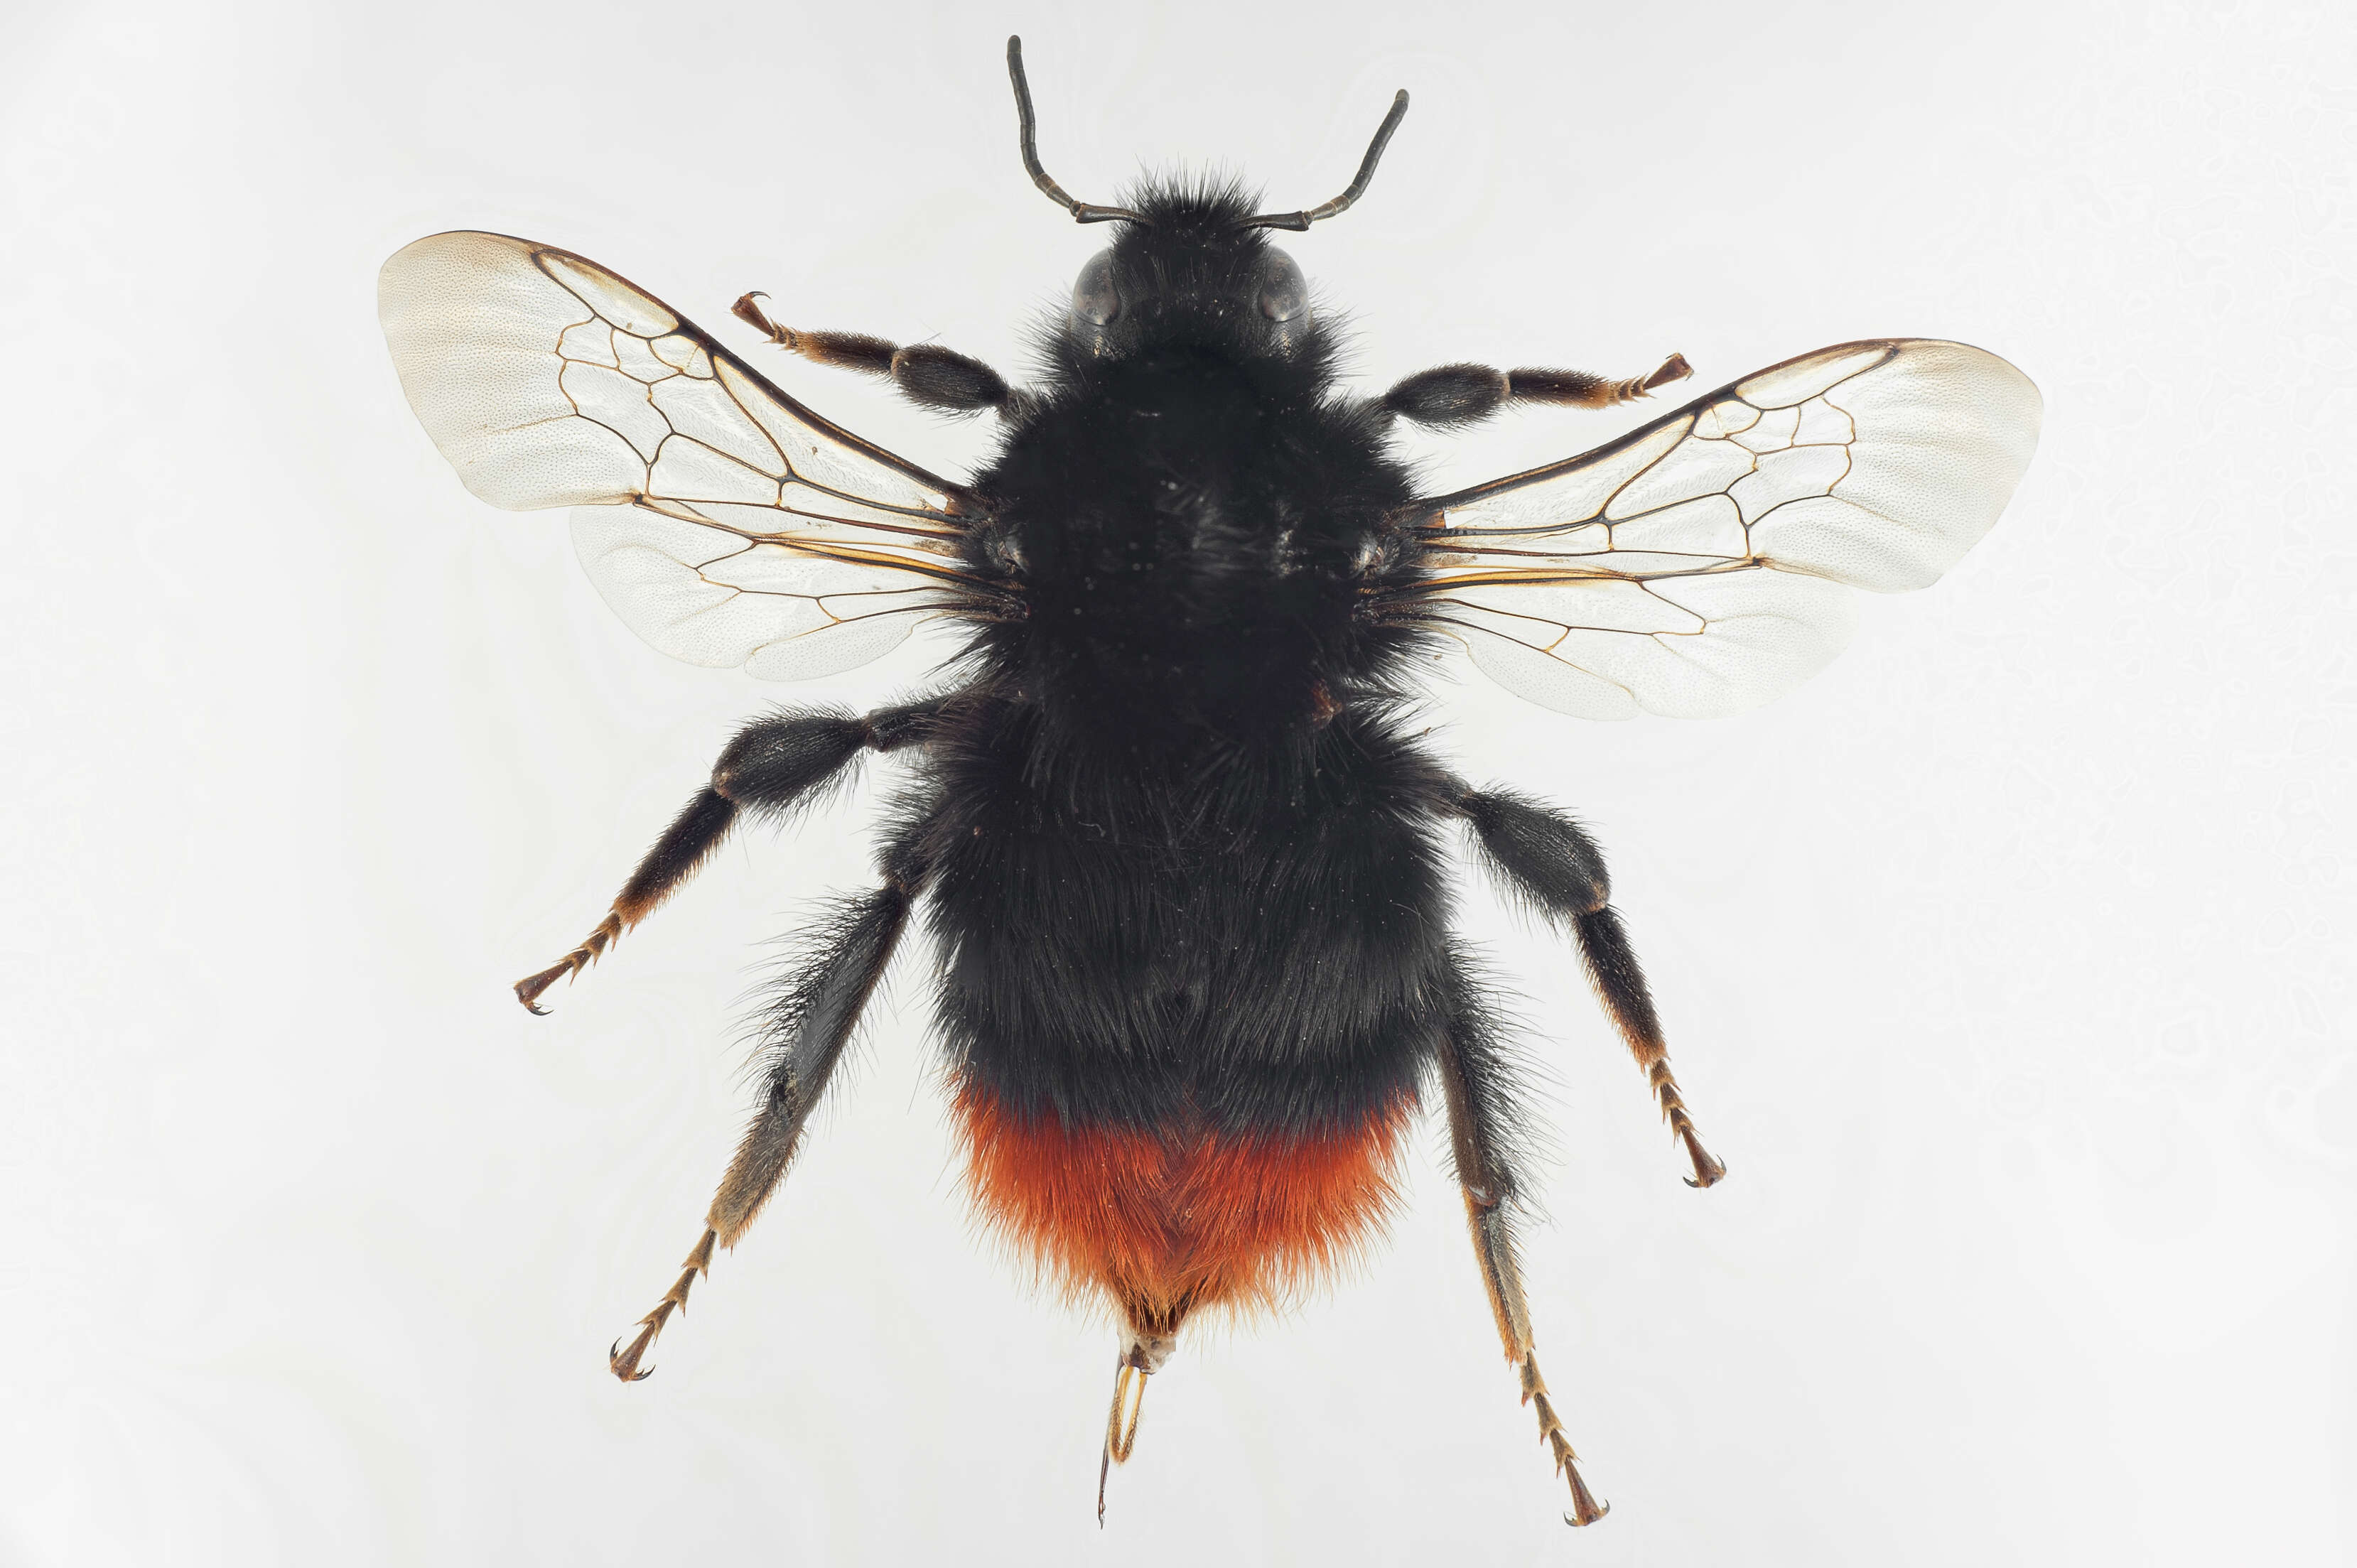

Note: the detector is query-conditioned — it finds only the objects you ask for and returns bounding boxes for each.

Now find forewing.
[378,230,1001,680]
[1393,339,2042,719]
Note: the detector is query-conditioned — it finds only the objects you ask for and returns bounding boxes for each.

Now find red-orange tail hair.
[952,1079,1415,1341]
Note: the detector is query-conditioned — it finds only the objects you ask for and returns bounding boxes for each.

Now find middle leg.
[1458,787,1727,1188]
[514,695,945,1012]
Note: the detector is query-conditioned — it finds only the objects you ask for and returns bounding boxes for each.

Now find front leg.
[513,696,946,1013]
[1380,352,1691,430]
[730,293,1024,418]
[1457,787,1726,1189]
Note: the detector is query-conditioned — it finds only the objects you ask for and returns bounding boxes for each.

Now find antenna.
[1006,37,1147,225]
[1239,89,1412,231]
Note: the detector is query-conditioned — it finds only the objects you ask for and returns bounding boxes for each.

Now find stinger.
[1096,1347,1155,1525]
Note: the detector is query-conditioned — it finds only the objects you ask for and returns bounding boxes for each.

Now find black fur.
[603,183,1639,1149]
[821,180,1458,1137]
[921,696,1457,1132]
[965,184,1428,752]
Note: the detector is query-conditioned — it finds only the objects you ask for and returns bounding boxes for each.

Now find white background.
[4,1,2351,1563]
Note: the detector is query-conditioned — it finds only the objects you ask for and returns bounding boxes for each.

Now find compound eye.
[1257,249,1308,325]
[1071,250,1121,327]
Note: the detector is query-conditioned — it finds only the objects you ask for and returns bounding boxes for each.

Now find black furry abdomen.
[922,698,1456,1137]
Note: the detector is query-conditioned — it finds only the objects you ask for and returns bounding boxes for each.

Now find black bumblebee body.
[378,36,2040,1526]
[949,180,1438,1130]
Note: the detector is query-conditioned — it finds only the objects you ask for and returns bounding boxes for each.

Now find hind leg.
[608,818,931,1380]
[1436,957,1611,1527]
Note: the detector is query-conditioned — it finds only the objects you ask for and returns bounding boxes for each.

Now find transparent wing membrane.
[379,230,1001,681]
[1392,339,2042,719]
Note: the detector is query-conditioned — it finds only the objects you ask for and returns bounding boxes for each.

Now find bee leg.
[607,1225,716,1382]
[1457,789,1725,1189]
[517,697,947,1014]
[612,821,930,1382]
[1435,958,1610,1527]
[1377,353,1692,431]
[1503,354,1693,409]
[513,786,737,1015]
[730,294,1027,418]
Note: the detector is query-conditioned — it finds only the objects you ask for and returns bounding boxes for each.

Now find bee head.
[1059,193,1312,359]
[1005,36,1404,362]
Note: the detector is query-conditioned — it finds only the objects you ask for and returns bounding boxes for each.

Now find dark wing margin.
[1379,339,2042,719]
[379,230,1013,681]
